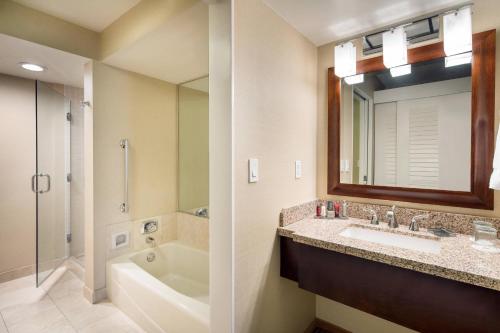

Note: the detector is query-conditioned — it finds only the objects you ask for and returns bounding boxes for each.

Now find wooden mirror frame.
[328,29,496,210]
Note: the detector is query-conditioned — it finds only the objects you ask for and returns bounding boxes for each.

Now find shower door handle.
[31,174,38,193]
[32,174,51,193]
[40,174,51,193]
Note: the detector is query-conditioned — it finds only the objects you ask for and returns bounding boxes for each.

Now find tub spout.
[146,236,156,248]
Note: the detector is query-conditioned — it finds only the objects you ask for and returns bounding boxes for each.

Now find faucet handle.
[412,214,429,222]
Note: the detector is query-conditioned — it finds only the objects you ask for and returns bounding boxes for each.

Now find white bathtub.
[106,241,209,333]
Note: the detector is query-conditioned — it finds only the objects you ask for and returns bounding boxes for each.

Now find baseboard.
[0,264,35,284]
[83,285,107,304]
[305,318,351,333]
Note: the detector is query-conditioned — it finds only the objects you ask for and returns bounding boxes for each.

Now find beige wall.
[316,0,500,330]
[233,0,317,332]
[100,0,199,59]
[0,74,36,277]
[0,0,99,59]
[178,86,209,212]
[87,62,177,293]
[208,0,233,331]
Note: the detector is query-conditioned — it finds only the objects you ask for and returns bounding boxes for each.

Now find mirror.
[178,76,209,217]
[340,57,471,191]
[328,30,495,210]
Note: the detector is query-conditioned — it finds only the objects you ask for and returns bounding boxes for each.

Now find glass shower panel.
[35,81,70,286]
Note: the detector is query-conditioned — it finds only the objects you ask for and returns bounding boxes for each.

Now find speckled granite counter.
[278,217,500,291]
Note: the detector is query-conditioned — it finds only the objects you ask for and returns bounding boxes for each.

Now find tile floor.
[0,267,144,333]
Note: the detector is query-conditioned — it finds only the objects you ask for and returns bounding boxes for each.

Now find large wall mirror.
[178,76,209,217]
[328,30,496,209]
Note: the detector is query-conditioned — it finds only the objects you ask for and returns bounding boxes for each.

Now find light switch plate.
[248,158,259,183]
[295,160,302,179]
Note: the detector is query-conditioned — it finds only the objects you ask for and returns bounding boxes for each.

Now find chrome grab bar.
[120,139,129,213]
[31,173,51,193]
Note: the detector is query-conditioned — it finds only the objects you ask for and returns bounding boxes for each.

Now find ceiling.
[12,0,141,32]
[103,1,208,84]
[0,34,89,87]
[263,0,465,46]
[182,76,209,92]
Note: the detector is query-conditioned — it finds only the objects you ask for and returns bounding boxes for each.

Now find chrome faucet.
[145,236,156,248]
[409,214,429,231]
[386,205,398,228]
[364,208,379,225]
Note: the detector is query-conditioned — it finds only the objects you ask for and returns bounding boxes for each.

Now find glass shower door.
[35,81,70,286]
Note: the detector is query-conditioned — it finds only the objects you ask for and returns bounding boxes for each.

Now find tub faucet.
[146,236,156,248]
[386,205,398,228]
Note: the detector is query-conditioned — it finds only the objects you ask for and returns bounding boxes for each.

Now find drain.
[146,252,156,262]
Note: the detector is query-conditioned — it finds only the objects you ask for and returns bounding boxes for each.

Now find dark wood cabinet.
[280,236,500,333]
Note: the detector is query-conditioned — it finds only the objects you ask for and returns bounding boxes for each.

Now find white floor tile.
[49,272,119,330]
[78,312,145,333]
[0,269,143,333]
[1,295,74,333]
[0,275,47,311]
[0,314,7,333]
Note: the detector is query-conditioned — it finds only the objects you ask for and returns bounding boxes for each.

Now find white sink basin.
[339,226,441,254]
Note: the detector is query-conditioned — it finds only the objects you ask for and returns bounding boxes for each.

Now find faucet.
[386,205,398,228]
[195,207,208,217]
[145,236,156,248]
[364,208,379,225]
[409,214,429,231]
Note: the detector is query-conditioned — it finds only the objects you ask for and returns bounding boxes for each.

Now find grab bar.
[120,139,129,213]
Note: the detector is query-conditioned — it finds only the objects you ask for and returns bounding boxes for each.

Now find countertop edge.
[277,226,500,292]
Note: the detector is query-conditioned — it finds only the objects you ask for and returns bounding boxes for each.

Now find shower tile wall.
[105,212,209,261]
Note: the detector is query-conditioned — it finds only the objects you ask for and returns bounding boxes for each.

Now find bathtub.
[106,241,209,333]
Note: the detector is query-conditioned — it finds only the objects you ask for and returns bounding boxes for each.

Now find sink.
[339,226,441,254]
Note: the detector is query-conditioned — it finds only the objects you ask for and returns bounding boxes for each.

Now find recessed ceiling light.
[19,62,45,72]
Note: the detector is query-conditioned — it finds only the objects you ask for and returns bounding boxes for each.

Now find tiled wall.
[105,212,209,261]
[280,199,500,236]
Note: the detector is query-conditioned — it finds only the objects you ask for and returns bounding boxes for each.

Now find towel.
[489,127,500,189]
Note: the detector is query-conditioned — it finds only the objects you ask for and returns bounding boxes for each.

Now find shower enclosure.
[34,81,71,286]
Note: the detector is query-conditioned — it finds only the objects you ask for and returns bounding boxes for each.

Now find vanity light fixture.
[443,6,472,57]
[334,42,356,78]
[19,62,45,72]
[445,51,472,67]
[344,74,364,85]
[390,64,411,77]
[382,26,408,69]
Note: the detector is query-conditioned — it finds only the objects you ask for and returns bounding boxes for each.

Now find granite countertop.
[278,217,500,291]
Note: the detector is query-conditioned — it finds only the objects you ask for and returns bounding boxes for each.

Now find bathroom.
[0,0,499,333]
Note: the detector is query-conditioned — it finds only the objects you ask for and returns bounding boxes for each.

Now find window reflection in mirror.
[178,76,209,217]
[340,58,471,191]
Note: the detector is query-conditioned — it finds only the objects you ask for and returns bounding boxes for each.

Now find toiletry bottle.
[320,203,327,217]
[316,204,322,217]
[334,201,340,217]
[327,201,334,218]
[341,200,348,218]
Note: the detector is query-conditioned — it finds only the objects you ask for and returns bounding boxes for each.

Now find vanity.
[279,214,499,333]
[279,29,499,333]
